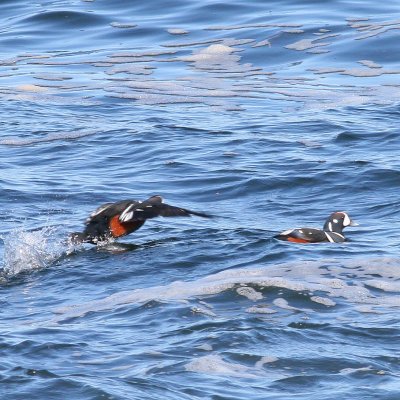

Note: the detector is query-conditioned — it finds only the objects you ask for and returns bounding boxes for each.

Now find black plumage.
[70,195,210,244]
[274,211,358,243]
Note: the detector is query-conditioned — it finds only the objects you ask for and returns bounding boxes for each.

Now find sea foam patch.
[185,354,262,378]
[53,258,400,322]
[3,16,399,112]
[0,130,97,146]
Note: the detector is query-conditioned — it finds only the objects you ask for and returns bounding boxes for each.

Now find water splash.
[1,226,72,279]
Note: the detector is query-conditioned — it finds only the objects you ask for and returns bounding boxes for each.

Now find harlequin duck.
[70,195,211,244]
[274,211,358,243]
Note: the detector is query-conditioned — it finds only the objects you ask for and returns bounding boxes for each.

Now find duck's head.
[323,211,358,233]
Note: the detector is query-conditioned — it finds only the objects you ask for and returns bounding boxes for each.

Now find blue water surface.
[1,0,400,399]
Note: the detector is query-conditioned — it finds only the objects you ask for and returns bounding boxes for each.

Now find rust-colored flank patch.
[109,215,129,238]
[287,236,310,244]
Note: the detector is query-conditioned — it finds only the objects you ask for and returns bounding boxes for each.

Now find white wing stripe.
[280,229,295,235]
[120,211,133,222]
[91,204,112,217]
[119,204,134,221]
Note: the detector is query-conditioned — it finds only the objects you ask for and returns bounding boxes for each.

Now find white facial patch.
[333,219,338,224]
[342,213,351,226]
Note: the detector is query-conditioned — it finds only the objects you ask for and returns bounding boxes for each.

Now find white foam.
[285,33,338,52]
[339,366,374,375]
[255,356,279,368]
[53,258,400,322]
[252,39,271,48]
[33,74,72,81]
[310,68,346,75]
[355,305,382,314]
[236,286,263,300]
[181,43,236,58]
[110,22,137,29]
[196,343,213,351]
[191,306,217,317]
[358,60,382,69]
[246,305,277,314]
[206,23,302,31]
[178,44,246,74]
[0,130,97,146]
[107,75,242,109]
[340,68,400,77]
[110,50,176,58]
[365,280,400,292]
[348,18,400,40]
[185,354,261,378]
[285,38,329,51]
[106,65,154,75]
[310,296,336,307]
[167,28,189,35]
[16,84,48,92]
[3,20,398,114]
[273,298,301,311]
[283,29,305,34]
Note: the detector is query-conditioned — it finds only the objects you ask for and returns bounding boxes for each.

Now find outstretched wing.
[85,202,114,224]
[119,195,211,222]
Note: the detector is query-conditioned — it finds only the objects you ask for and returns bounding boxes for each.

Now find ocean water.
[1,0,400,398]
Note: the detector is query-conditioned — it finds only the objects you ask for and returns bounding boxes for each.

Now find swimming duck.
[274,211,358,243]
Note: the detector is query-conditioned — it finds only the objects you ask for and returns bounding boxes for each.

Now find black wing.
[119,195,211,222]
